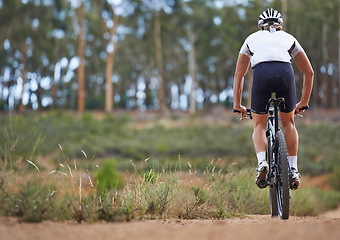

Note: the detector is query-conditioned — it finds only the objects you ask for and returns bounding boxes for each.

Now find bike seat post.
[273,98,285,133]
[266,94,286,133]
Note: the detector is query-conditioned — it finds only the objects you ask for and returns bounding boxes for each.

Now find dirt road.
[1,212,339,240]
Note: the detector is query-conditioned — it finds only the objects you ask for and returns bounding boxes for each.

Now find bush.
[85,94,104,109]
[0,114,44,172]
[328,164,340,191]
[291,187,340,216]
[4,181,54,222]
[95,159,123,194]
[3,112,340,178]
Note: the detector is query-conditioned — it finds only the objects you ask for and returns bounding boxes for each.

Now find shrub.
[329,164,340,191]
[7,181,54,222]
[143,169,157,184]
[291,187,340,216]
[0,114,44,172]
[85,94,104,109]
[95,159,123,194]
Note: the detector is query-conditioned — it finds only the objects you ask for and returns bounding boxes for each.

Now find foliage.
[291,187,340,216]
[0,111,340,222]
[95,159,123,194]
[1,112,340,177]
[1,163,340,223]
[297,123,340,175]
[328,165,340,192]
[0,178,55,222]
[0,113,44,172]
[1,0,340,112]
[85,94,105,110]
[1,112,340,223]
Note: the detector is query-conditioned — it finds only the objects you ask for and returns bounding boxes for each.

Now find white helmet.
[258,8,283,30]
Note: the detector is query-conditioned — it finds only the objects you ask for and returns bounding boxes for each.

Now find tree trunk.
[281,0,287,25]
[326,75,333,108]
[18,56,27,113]
[105,15,119,113]
[77,0,85,113]
[338,0,340,108]
[322,23,331,108]
[144,68,153,109]
[36,79,42,109]
[51,69,58,109]
[187,22,197,115]
[329,51,337,108]
[154,10,166,114]
[51,39,60,110]
[316,66,322,108]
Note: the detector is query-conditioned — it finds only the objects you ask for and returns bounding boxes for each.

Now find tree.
[101,4,119,113]
[338,0,340,108]
[105,14,119,113]
[153,9,166,113]
[187,21,197,114]
[141,0,177,113]
[1,0,340,112]
[77,0,85,113]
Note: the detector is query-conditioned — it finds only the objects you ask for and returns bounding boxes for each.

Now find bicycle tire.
[267,131,278,217]
[275,130,290,220]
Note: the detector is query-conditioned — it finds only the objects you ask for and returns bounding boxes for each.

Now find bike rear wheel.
[267,132,278,217]
[275,130,290,220]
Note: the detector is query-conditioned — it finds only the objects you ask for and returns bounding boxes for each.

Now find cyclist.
[233,8,314,189]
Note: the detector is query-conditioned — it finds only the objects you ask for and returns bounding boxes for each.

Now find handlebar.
[298,106,309,111]
[294,105,309,117]
[233,109,253,120]
[233,106,309,120]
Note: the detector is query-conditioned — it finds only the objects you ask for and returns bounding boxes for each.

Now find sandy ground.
[0,211,339,240]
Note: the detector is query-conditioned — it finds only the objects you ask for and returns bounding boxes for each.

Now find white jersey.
[239,30,304,68]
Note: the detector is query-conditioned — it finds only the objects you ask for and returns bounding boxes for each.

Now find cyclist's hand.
[233,105,247,120]
[295,101,309,115]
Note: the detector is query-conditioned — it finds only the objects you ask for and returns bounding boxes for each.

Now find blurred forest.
[1,0,340,114]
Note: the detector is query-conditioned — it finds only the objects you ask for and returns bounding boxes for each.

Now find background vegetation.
[1,111,340,176]
[1,112,340,222]
[1,0,340,114]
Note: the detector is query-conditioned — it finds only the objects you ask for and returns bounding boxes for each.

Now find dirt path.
[1,213,339,240]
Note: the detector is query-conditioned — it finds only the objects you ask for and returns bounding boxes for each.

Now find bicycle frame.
[266,97,286,187]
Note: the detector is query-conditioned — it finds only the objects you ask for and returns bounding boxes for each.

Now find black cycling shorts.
[251,61,296,114]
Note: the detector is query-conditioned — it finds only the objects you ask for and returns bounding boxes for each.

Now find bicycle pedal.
[256,179,268,189]
[290,182,299,190]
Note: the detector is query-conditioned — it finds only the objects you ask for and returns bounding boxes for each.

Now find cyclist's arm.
[293,51,314,112]
[233,53,251,114]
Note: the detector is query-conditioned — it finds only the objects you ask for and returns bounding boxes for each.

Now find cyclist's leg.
[280,111,301,188]
[275,62,298,166]
[252,113,268,154]
[253,113,269,188]
[251,62,272,186]
[251,63,272,155]
[279,111,298,157]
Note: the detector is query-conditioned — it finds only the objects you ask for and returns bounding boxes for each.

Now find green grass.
[291,187,340,216]
[1,159,340,222]
[1,111,339,176]
[1,111,340,222]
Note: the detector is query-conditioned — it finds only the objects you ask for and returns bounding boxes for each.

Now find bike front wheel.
[275,130,290,220]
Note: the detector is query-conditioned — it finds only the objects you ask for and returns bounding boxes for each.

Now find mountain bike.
[233,97,308,220]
